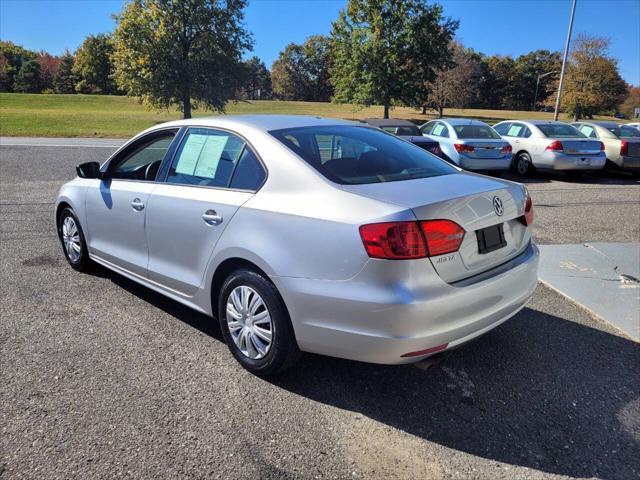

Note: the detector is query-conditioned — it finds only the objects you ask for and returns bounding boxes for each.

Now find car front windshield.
[270,125,456,185]
[537,124,585,138]
[382,125,421,136]
[453,125,501,139]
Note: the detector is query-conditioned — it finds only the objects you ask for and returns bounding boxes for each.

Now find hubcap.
[517,156,528,175]
[62,216,82,263]
[226,286,273,360]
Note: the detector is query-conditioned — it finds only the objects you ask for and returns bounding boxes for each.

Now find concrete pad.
[538,243,640,341]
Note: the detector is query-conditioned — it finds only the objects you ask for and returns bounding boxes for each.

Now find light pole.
[532,71,557,111]
[554,0,577,120]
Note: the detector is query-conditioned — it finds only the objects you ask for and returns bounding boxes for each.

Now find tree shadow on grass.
[89,263,639,479]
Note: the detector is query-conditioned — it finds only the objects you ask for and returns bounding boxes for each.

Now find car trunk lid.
[343,173,531,283]
[457,140,510,159]
[556,138,602,155]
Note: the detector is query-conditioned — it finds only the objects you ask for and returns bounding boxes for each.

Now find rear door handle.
[202,210,223,225]
[131,198,145,211]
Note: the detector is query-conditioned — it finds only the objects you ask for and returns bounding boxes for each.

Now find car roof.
[362,118,417,127]
[151,114,357,133]
[581,121,623,128]
[435,118,490,126]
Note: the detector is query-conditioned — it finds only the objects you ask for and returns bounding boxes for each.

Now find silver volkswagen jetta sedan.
[56,115,539,376]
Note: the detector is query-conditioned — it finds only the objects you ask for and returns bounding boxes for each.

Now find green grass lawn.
[0,93,622,138]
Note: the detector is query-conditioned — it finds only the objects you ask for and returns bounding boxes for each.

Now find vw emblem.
[493,196,504,216]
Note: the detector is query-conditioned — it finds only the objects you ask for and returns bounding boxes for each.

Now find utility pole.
[554,0,577,121]
[533,71,557,111]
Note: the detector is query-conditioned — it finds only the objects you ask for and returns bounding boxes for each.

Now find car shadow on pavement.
[272,308,640,480]
[499,170,639,185]
[89,264,639,479]
[88,263,223,341]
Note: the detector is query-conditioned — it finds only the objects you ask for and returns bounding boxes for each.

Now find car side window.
[520,127,531,138]
[431,122,449,138]
[109,134,175,181]
[229,147,266,190]
[166,128,246,188]
[505,123,524,137]
[579,125,597,138]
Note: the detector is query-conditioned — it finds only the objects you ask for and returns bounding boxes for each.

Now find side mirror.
[76,161,103,179]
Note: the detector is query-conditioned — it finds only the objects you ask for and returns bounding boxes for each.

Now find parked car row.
[362,118,640,177]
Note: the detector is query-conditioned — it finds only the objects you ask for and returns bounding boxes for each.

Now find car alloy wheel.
[62,216,82,263]
[516,154,530,176]
[226,285,273,360]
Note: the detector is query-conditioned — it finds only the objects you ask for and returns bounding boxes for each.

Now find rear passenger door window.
[505,123,524,137]
[579,125,597,138]
[431,122,449,138]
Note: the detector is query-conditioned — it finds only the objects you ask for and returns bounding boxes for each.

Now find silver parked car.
[493,120,606,176]
[570,121,640,173]
[419,118,512,171]
[56,115,539,376]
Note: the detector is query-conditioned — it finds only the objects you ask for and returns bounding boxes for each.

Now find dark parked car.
[362,118,442,157]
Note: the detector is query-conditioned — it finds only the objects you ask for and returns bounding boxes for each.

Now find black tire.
[513,152,534,177]
[57,207,91,272]
[218,269,300,376]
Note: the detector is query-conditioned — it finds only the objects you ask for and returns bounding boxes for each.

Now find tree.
[73,34,118,94]
[112,0,252,119]
[619,86,640,119]
[36,51,60,92]
[54,50,77,94]
[330,0,457,118]
[425,42,481,117]
[0,52,13,92]
[241,56,271,100]
[475,54,514,109]
[13,59,42,93]
[0,41,37,92]
[271,35,333,102]
[509,50,561,111]
[556,34,627,120]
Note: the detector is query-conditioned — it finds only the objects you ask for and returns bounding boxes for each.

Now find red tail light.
[359,220,465,259]
[420,220,465,256]
[519,193,534,226]
[599,141,605,151]
[620,140,628,156]
[500,145,512,154]
[545,140,563,152]
[359,222,427,259]
[454,143,475,153]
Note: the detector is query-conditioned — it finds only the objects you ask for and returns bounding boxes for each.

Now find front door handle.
[131,198,145,211]
[202,210,223,225]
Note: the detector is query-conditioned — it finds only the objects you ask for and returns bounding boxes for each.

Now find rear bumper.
[620,155,640,170]
[537,151,606,170]
[275,243,539,365]
[458,155,512,171]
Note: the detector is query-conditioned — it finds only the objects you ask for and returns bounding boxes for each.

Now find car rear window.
[381,125,421,136]
[610,126,640,138]
[537,124,585,138]
[270,125,456,185]
[453,125,501,139]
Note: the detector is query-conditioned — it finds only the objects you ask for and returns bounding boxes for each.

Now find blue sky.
[1,0,638,85]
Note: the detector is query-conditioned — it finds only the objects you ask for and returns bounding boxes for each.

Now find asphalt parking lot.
[1,140,639,479]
